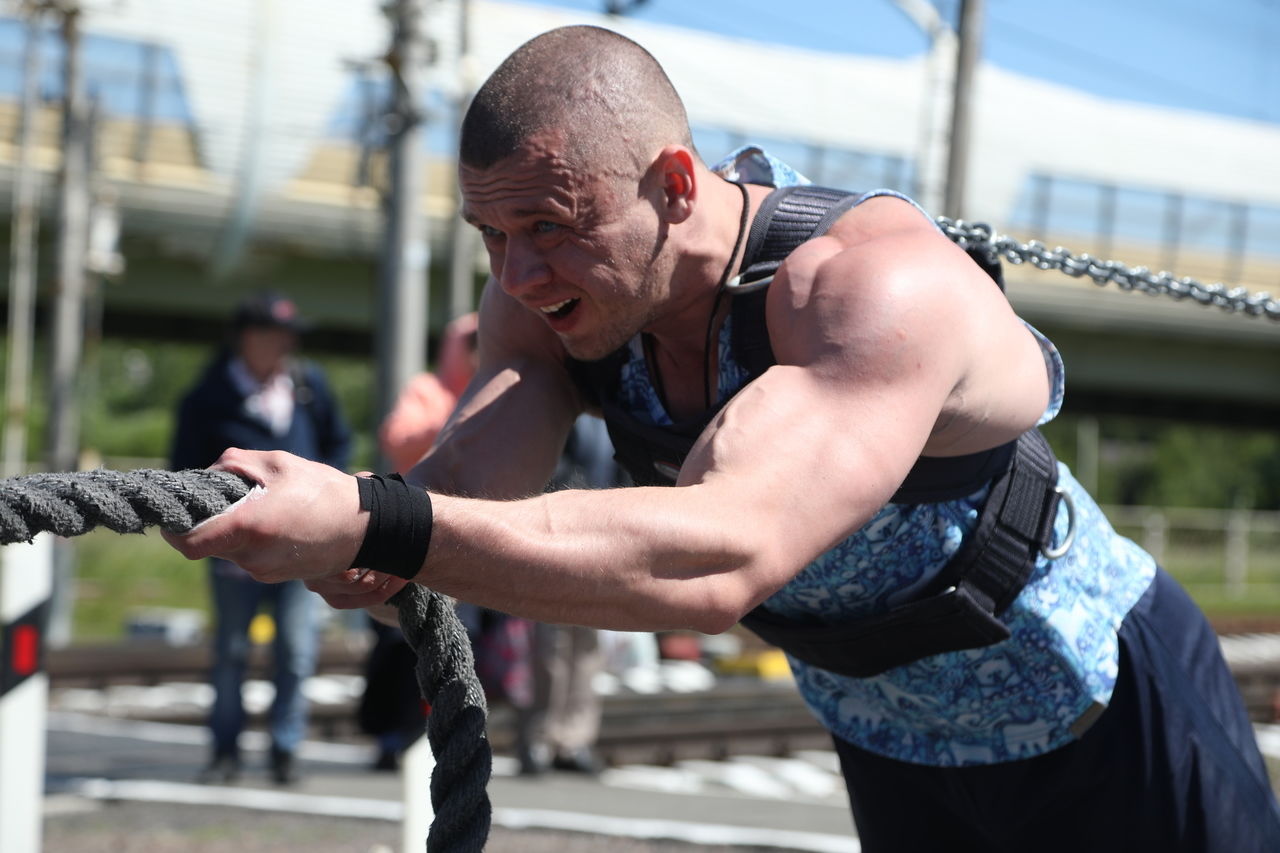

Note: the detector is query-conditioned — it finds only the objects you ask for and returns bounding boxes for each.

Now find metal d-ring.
[1042,485,1076,560]
[723,272,774,293]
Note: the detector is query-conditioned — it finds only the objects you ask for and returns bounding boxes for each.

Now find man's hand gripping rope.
[0,452,491,853]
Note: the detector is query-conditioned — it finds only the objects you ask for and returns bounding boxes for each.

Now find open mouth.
[540,298,579,320]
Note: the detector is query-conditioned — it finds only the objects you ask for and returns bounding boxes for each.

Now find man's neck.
[644,175,756,356]
[640,175,762,418]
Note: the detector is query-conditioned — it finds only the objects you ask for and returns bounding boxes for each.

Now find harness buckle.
[1041,485,1076,560]
[723,272,773,293]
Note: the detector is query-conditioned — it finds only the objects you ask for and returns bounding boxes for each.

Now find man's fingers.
[305,569,406,609]
[210,447,287,486]
[161,450,276,560]
[160,519,233,561]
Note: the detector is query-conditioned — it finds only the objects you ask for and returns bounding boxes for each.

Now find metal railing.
[1103,504,1280,597]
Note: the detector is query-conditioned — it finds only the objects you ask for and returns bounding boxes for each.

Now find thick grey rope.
[0,468,492,853]
[0,468,253,542]
[389,584,492,852]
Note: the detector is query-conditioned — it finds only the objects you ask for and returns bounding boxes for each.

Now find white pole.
[943,0,986,220]
[3,6,45,480]
[377,0,430,470]
[0,535,55,853]
[400,731,436,853]
[48,4,91,476]
[889,0,957,216]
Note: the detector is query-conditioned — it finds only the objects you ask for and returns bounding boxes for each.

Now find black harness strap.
[739,430,1063,678]
[738,185,861,288]
[954,429,1061,614]
[568,181,1070,677]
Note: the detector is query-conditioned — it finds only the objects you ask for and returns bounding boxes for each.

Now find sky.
[0,1,1276,130]
[515,0,1280,126]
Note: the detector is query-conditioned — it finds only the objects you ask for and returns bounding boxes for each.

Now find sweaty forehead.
[459,133,618,224]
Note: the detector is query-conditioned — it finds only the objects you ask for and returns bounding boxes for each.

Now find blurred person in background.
[378,312,479,473]
[364,313,484,771]
[171,291,352,785]
[374,315,628,777]
[517,414,626,776]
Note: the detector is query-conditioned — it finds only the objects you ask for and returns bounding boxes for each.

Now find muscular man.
[167,26,1280,851]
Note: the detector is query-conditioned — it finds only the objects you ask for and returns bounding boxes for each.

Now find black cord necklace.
[645,181,751,416]
[703,181,751,409]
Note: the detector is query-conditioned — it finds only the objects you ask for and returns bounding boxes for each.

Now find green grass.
[1181,580,1280,618]
[72,528,211,641]
[1108,522,1280,624]
[66,530,1280,642]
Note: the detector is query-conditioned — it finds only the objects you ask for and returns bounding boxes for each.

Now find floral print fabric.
[609,147,1156,765]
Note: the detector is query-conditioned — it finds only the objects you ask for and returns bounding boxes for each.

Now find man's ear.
[654,146,697,225]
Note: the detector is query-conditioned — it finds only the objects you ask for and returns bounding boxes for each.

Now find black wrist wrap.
[350,473,432,580]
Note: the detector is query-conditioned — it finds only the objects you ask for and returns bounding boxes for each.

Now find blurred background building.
[0,0,1277,407]
[0,0,1278,643]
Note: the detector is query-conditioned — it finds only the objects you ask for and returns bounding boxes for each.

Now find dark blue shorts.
[833,567,1280,853]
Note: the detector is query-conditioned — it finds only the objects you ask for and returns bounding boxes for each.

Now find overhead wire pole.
[889,0,956,216]
[44,0,92,650]
[446,0,476,322]
[377,0,429,471]
[943,0,985,219]
[209,0,274,278]
[47,0,91,477]
[4,2,46,480]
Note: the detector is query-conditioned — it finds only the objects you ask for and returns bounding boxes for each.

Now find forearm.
[416,485,779,633]
[404,361,579,500]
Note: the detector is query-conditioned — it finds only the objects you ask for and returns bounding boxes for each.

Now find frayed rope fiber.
[0,468,253,544]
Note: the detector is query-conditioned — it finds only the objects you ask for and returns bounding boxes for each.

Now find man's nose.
[496,235,551,297]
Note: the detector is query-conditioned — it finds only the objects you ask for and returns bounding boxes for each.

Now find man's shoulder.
[767,205,936,304]
[763,205,992,366]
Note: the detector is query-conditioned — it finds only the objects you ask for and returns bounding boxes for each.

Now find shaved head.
[460,26,697,177]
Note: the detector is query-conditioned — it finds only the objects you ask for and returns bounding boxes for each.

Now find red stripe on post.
[12,624,38,677]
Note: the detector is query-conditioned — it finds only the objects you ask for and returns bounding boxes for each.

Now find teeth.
[540,298,573,314]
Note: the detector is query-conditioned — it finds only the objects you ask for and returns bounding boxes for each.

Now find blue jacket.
[170,350,352,473]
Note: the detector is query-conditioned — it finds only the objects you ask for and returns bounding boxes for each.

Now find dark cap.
[232,291,309,333]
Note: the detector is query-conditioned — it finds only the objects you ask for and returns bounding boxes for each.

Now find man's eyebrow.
[462,206,562,225]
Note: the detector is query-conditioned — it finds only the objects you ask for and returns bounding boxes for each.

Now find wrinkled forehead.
[458,135,626,224]
[460,149,572,211]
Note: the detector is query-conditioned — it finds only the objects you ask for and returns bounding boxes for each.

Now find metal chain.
[935,217,1280,322]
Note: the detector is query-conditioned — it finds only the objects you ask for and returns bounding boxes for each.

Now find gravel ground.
[42,743,1280,851]
[43,800,799,853]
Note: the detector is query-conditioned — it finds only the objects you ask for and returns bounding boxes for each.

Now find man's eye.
[532,221,562,234]
[478,225,503,239]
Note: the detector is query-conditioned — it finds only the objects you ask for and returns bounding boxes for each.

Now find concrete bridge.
[0,0,1276,426]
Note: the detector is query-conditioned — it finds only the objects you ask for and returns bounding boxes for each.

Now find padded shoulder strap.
[730,185,861,375]
[737,185,860,287]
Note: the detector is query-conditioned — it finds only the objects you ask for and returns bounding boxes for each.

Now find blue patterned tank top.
[611,147,1157,766]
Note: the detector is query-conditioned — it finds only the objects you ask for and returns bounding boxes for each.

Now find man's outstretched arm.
[164,204,1046,633]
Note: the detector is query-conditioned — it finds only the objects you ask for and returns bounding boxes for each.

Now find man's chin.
[554,311,642,362]
[561,338,617,362]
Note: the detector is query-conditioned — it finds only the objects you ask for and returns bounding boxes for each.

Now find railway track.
[45,637,831,765]
[45,631,1280,767]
